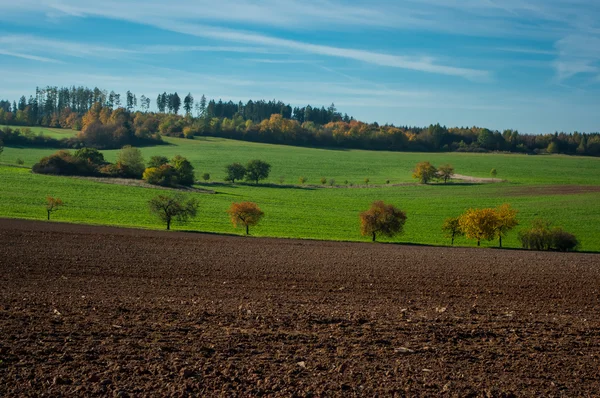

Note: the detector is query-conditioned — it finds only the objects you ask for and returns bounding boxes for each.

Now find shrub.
[201,173,210,182]
[320,177,327,185]
[33,150,95,176]
[329,178,335,186]
[116,146,145,178]
[385,179,390,184]
[518,219,579,252]
[171,155,195,186]
[299,176,307,185]
[143,164,178,187]
[16,158,24,165]
[490,168,498,177]
[148,155,169,168]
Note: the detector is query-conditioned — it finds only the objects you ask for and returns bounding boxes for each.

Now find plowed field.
[1,219,599,396]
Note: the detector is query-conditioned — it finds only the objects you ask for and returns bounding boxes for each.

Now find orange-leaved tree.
[227,202,264,235]
[46,196,64,220]
[360,201,407,242]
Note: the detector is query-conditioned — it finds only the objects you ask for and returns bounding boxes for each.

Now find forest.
[1,85,599,155]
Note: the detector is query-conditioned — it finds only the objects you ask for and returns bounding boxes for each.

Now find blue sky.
[0,0,599,134]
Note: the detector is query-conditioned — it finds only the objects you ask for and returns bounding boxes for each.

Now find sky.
[0,0,599,134]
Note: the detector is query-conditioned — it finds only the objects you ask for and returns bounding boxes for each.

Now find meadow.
[1,132,600,251]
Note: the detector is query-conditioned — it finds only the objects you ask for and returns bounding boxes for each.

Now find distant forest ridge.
[0,85,599,155]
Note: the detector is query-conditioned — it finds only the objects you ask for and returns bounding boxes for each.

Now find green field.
[2,125,79,139]
[1,132,600,251]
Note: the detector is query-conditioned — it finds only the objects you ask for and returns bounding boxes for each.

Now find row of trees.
[3,86,600,155]
[225,160,271,184]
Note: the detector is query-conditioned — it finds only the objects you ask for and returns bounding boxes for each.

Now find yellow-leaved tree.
[458,204,518,247]
[360,201,407,242]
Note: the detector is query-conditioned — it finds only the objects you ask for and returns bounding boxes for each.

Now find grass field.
[1,131,600,251]
[2,125,79,139]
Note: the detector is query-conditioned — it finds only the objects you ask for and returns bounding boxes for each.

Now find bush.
[329,178,335,186]
[148,155,169,168]
[201,172,210,182]
[320,177,327,185]
[299,176,307,185]
[518,219,579,252]
[171,155,195,186]
[32,150,96,176]
[143,164,179,187]
[16,158,24,165]
[116,146,145,178]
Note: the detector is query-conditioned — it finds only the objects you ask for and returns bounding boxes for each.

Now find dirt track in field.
[1,219,600,397]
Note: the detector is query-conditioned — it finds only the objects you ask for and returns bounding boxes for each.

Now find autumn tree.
[148,193,198,230]
[458,208,498,246]
[225,162,246,183]
[494,203,518,248]
[46,196,63,220]
[437,164,454,183]
[413,161,437,184]
[227,201,265,235]
[442,217,463,245]
[245,159,271,184]
[360,201,407,242]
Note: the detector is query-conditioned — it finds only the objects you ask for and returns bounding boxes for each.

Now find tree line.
[2,86,600,155]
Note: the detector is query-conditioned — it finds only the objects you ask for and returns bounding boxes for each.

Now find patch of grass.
[1,165,599,251]
[2,125,79,139]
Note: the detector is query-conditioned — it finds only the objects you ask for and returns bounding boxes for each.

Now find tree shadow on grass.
[196,181,317,191]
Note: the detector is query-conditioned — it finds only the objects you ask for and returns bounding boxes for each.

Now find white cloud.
[0,49,61,63]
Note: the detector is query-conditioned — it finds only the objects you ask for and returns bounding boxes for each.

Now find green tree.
[116,145,145,178]
[225,162,246,183]
[490,168,498,178]
[202,173,210,182]
[299,176,307,184]
[170,155,195,186]
[442,217,463,245]
[437,164,454,183]
[359,201,407,242]
[148,155,169,168]
[74,148,105,165]
[245,160,271,184]
[413,161,437,184]
[170,92,181,114]
[148,193,198,230]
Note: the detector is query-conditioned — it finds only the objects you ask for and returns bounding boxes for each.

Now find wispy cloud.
[0,49,61,63]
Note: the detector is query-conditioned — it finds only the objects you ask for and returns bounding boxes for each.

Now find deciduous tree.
[148,155,169,168]
[170,155,195,186]
[245,159,271,184]
[437,164,454,183]
[225,162,246,183]
[116,145,145,178]
[148,193,198,230]
[360,201,407,242]
[442,217,463,245]
[46,196,63,220]
[494,203,518,248]
[227,201,264,235]
[413,161,437,184]
[458,208,498,246]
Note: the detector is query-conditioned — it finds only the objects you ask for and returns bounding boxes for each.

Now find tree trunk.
[166,219,171,230]
[451,236,454,245]
[246,225,249,235]
[47,211,50,220]
[477,239,480,247]
[499,236,502,248]
[372,232,376,242]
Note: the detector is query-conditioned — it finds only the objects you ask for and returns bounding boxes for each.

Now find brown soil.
[502,185,600,196]
[1,219,599,397]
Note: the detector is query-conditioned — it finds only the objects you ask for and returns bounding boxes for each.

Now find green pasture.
[2,125,79,139]
[1,130,599,251]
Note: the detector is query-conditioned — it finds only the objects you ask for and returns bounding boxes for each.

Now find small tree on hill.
[490,168,498,178]
[413,161,437,184]
[148,193,199,230]
[360,201,407,242]
[245,160,271,184]
[442,217,463,245]
[202,173,210,182]
[299,176,307,185]
[437,164,454,183]
[225,162,246,183]
[227,202,264,235]
[46,196,63,220]
[320,177,327,185]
